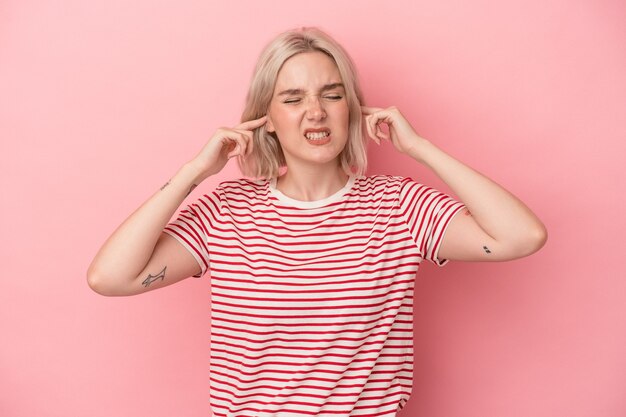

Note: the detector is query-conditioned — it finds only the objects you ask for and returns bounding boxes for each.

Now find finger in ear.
[266,115,275,133]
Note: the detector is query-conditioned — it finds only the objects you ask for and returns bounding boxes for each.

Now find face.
[266,51,350,171]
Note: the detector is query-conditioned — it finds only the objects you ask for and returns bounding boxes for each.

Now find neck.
[275,162,350,202]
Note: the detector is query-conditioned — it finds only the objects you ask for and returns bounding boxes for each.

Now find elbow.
[530,223,548,253]
[515,223,548,258]
[86,268,108,296]
[86,266,120,297]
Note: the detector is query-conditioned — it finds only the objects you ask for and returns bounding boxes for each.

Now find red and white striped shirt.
[164,174,464,417]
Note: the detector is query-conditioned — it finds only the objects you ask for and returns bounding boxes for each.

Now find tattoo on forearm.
[160,181,196,196]
[142,266,167,287]
[483,246,492,254]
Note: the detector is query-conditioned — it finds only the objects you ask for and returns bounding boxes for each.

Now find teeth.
[305,131,330,140]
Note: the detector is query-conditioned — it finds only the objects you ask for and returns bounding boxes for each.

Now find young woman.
[88,27,546,417]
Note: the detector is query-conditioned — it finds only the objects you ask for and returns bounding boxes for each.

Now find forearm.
[87,162,202,284]
[409,139,547,251]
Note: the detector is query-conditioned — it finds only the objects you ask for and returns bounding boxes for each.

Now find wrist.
[165,162,205,196]
[179,160,208,185]
[406,136,433,164]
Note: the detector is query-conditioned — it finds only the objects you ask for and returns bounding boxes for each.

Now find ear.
[266,114,275,133]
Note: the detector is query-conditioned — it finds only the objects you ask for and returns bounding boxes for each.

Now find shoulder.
[217,177,267,191]
[354,174,412,193]
[213,177,270,203]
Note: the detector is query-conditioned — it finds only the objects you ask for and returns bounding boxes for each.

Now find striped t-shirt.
[164,174,464,417]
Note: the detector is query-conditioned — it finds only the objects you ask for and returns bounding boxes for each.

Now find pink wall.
[1,1,625,416]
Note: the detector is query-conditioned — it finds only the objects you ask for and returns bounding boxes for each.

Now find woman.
[88,27,546,417]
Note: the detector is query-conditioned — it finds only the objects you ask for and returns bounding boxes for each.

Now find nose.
[305,96,326,120]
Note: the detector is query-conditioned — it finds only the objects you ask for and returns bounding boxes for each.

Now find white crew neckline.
[268,175,356,209]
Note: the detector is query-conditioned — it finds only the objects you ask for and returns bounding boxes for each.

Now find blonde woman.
[88,27,546,417]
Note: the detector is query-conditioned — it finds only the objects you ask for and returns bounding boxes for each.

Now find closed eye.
[283,95,343,104]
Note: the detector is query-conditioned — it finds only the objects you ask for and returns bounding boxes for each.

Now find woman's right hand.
[87,115,268,296]
[189,115,267,181]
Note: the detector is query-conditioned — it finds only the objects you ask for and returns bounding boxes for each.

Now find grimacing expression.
[266,51,350,170]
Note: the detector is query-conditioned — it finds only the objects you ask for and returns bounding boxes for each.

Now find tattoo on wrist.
[160,180,171,191]
[142,266,167,287]
[483,246,492,254]
[186,184,197,197]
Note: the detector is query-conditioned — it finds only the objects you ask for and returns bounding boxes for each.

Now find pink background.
[1,1,625,416]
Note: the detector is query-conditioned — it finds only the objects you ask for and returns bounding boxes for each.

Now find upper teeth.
[305,131,329,140]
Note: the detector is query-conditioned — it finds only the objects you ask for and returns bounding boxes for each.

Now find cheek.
[336,100,350,119]
[337,105,350,133]
[270,108,299,132]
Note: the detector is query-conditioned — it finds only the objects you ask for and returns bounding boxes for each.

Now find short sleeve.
[163,190,222,278]
[398,177,465,266]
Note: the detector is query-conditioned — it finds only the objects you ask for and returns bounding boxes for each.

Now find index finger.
[235,115,268,130]
[361,106,384,115]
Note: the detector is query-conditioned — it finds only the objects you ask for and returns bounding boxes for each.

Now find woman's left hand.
[362,107,547,262]
[361,106,428,160]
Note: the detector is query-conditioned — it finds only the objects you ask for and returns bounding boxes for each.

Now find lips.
[304,128,331,140]
[303,128,332,146]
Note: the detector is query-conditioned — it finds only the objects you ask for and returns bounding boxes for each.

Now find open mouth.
[304,129,331,143]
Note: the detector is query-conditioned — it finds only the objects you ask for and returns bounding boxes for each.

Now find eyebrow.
[276,83,345,97]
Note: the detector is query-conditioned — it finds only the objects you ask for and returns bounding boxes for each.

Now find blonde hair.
[238,27,366,179]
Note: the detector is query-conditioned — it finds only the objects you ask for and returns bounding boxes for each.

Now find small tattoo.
[464,209,472,216]
[483,246,492,254]
[142,266,167,287]
[160,180,171,191]
[186,184,197,197]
